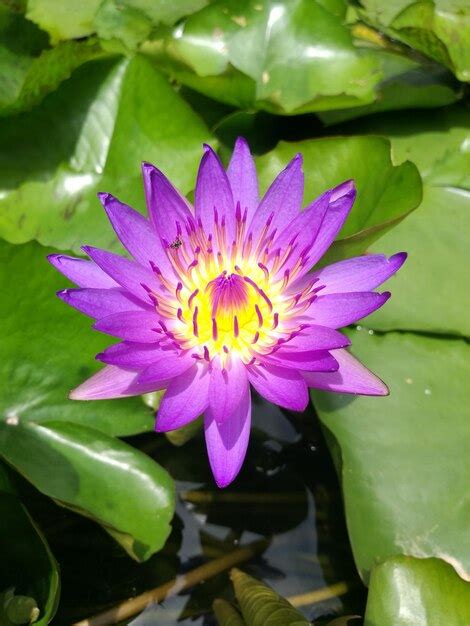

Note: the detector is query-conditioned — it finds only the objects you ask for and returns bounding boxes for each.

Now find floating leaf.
[0,54,212,253]
[312,330,470,582]
[143,0,459,115]
[0,419,175,561]
[0,462,59,625]
[365,556,470,625]
[0,240,155,436]
[256,136,421,264]
[230,568,310,626]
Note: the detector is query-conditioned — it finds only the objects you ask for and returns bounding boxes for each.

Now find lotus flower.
[49,139,406,487]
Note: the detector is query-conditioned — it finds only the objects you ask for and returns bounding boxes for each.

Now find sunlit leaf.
[0,240,156,436]
[365,556,470,625]
[0,420,175,561]
[0,462,59,625]
[0,54,212,253]
[312,330,470,582]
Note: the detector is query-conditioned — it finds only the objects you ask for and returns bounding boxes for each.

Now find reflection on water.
[26,395,365,624]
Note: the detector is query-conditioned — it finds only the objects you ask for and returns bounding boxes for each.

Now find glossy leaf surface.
[365,556,470,626]
[312,330,470,582]
[0,420,175,561]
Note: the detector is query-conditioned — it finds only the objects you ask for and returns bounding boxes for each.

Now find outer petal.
[247,363,308,411]
[195,146,235,241]
[69,365,159,400]
[97,341,177,370]
[209,356,249,424]
[304,292,391,328]
[47,254,117,288]
[57,288,149,319]
[137,351,194,386]
[142,162,194,242]
[99,192,173,275]
[303,348,388,396]
[82,246,162,302]
[227,137,259,224]
[280,326,351,352]
[263,349,338,372]
[94,310,160,342]
[296,180,356,277]
[156,364,210,432]
[248,154,303,241]
[308,252,407,294]
[269,188,331,276]
[204,383,251,488]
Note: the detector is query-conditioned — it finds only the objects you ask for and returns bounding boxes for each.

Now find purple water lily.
[49,139,406,487]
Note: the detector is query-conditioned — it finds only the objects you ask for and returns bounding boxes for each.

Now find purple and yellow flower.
[49,139,405,487]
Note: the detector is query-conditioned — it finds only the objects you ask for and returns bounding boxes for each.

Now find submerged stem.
[72,539,268,626]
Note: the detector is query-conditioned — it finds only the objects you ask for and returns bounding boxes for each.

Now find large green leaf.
[0,240,155,437]
[0,54,212,253]
[0,5,105,115]
[0,419,175,561]
[230,568,310,626]
[26,0,209,43]
[312,330,470,582]
[340,107,470,336]
[358,0,470,82]
[142,0,459,115]
[256,136,422,264]
[0,462,60,625]
[365,556,470,626]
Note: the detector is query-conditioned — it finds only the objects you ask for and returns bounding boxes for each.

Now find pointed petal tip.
[391,251,408,267]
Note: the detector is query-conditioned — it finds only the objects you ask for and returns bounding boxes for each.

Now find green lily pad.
[339,106,470,336]
[312,330,470,583]
[0,462,60,625]
[0,419,175,561]
[358,0,470,82]
[0,5,105,116]
[0,54,212,253]
[0,240,156,436]
[256,136,421,264]
[365,555,470,626]
[143,0,459,115]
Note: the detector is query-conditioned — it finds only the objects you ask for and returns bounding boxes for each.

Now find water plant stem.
[72,538,268,626]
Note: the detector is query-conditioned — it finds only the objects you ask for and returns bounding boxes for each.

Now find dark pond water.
[23,395,365,624]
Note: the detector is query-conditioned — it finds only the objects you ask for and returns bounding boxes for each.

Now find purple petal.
[94,310,159,342]
[156,364,210,432]
[47,254,117,288]
[97,341,176,370]
[248,154,303,241]
[227,137,259,224]
[304,292,391,328]
[209,356,249,423]
[263,349,339,372]
[304,348,388,396]
[247,363,308,411]
[142,162,195,242]
[298,180,356,274]
[204,384,251,488]
[270,189,331,277]
[307,252,407,294]
[195,145,235,241]
[137,351,194,386]
[57,288,149,319]
[69,365,159,400]
[82,246,162,302]
[98,193,173,276]
[279,326,350,352]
